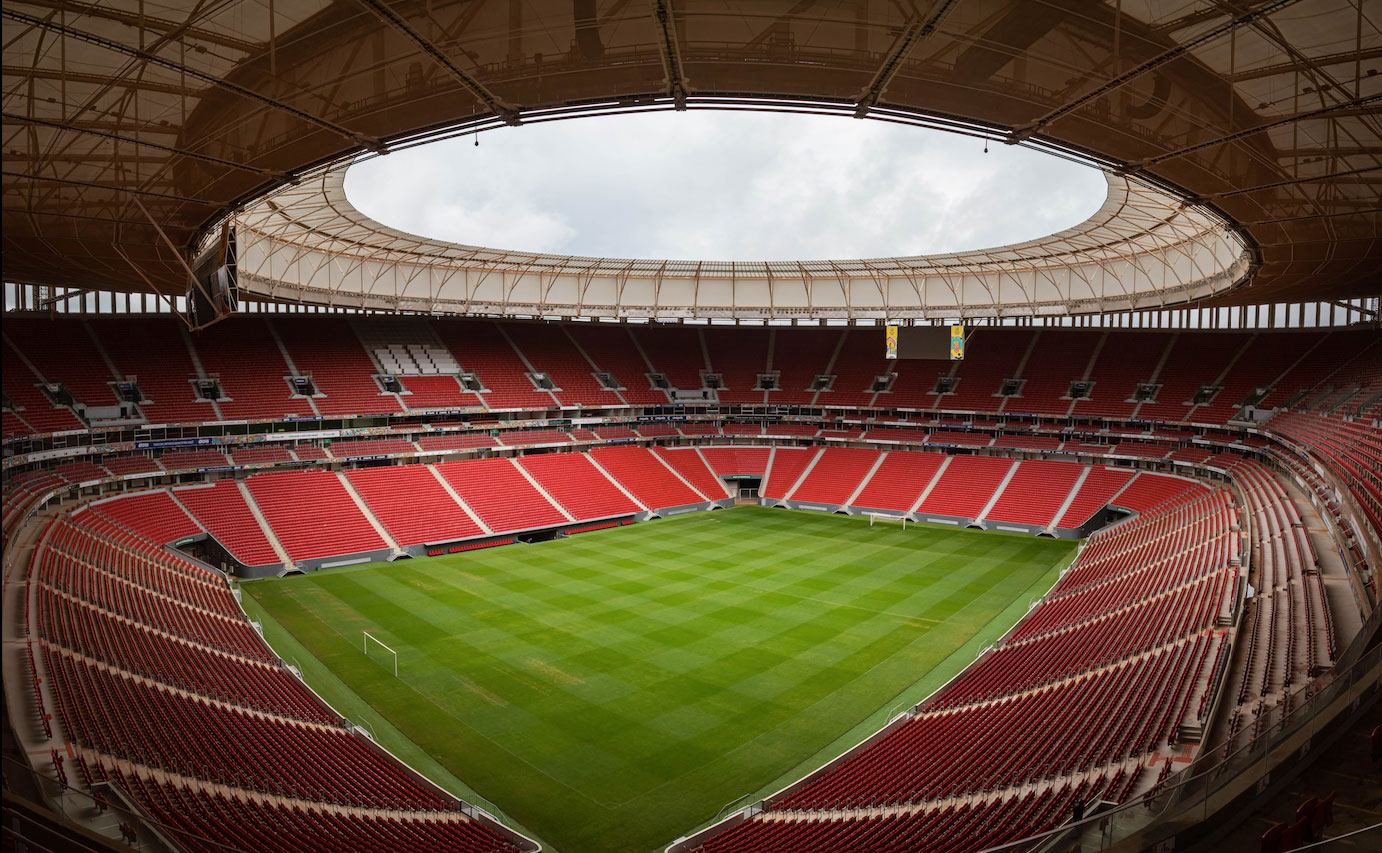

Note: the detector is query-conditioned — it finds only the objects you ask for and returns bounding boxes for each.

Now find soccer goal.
[362,631,398,677]
[868,512,908,530]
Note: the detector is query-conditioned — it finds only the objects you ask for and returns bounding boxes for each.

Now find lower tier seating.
[345,465,483,546]
[245,471,387,560]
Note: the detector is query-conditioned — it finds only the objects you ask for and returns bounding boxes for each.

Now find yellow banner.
[950,324,965,360]
[885,325,899,360]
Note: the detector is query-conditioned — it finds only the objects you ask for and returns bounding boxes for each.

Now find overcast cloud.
[344,111,1109,262]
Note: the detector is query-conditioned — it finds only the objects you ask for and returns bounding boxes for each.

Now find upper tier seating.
[89,318,214,424]
[2,354,87,434]
[5,319,121,413]
[277,317,401,417]
[1135,335,1248,423]
[1070,332,1172,420]
[345,465,483,545]
[503,322,626,408]
[704,327,770,405]
[564,324,668,405]
[5,321,1376,437]
[245,470,387,560]
[629,326,703,391]
[398,374,484,410]
[189,317,303,420]
[772,329,840,405]
[821,329,888,408]
[434,320,555,410]
[1004,331,1100,416]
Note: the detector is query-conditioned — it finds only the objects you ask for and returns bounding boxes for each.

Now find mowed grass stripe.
[246,506,1076,853]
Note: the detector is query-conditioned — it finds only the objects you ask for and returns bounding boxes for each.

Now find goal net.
[362,631,398,677]
[868,512,908,530]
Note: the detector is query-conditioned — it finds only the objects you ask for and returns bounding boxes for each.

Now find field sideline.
[244,506,1077,853]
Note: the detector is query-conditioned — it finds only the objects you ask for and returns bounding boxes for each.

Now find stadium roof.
[4,0,1379,316]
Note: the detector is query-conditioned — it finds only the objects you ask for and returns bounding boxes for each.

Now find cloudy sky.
[344,111,1109,262]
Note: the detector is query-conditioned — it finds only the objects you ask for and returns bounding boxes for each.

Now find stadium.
[2,2,1380,852]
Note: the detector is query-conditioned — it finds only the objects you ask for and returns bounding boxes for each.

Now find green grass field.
[243,506,1076,853]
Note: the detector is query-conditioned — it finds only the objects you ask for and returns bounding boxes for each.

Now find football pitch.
[243,506,1077,853]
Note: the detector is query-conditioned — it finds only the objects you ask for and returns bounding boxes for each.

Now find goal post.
[868,512,907,530]
[362,630,398,677]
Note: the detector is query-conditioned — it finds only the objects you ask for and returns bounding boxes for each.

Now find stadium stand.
[173,482,281,567]
[417,433,498,451]
[3,315,1378,853]
[158,450,234,471]
[916,456,1015,519]
[434,457,569,533]
[398,374,483,410]
[983,460,1084,526]
[699,447,772,478]
[851,451,946,513]
[705,327,769,405]
[1055,467,1137,528]
[88,318,213,424]
[189,318,303,421]
[759,447,820,500]
[590,446,705,508]
[495,429,573,446]
[629,326,703,392]
[433,321,555,410]
[504,322,626,408]
[278,318,402,417]
[244,471,387,561]
[345,465,484,545]
[5,318,121,413]
[97,453,163,478]
[88,491,200,545]
[54,460,110,483]
[2,355,87,434]
[653,447,732,501]
[230,446,295,466]
[328,438,418,458]
[788,447,881,505]
[564,324,668,405]
[518,453,641,519]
